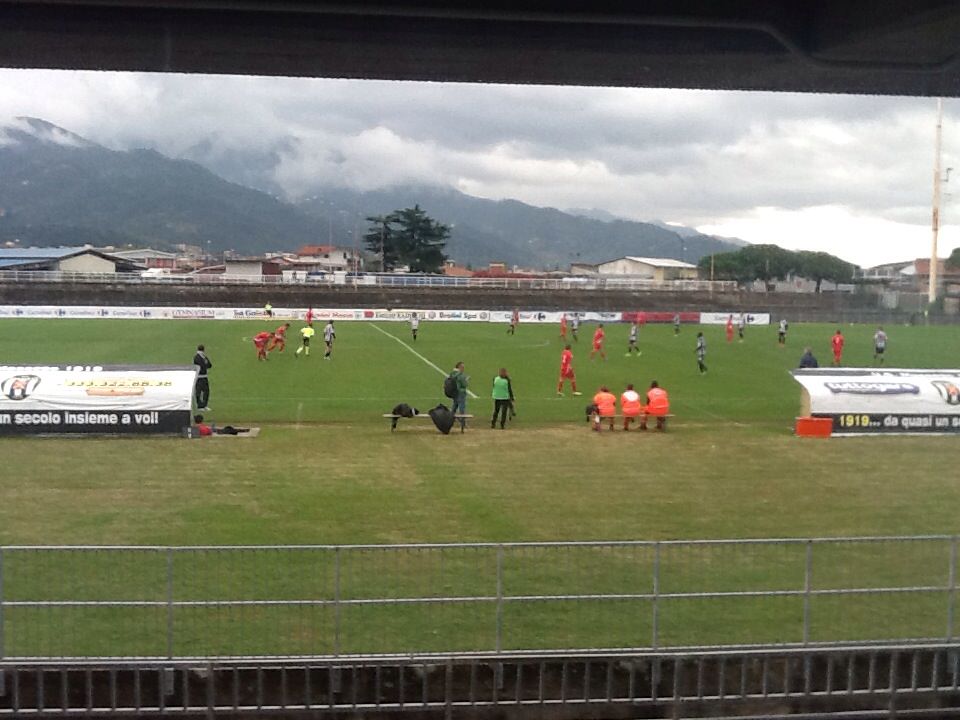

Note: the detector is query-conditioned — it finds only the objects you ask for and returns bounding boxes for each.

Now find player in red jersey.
[268,323,290,352]
[726,315,734,343]
[559,313,568,340]
[557,344,582,396]
[305,307,314,326]
[253,331,272,361]
[831,329,845,366]
[507,308,519,335]
[590,323,606,361]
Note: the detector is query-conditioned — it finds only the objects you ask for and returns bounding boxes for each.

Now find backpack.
[443,373,459,399]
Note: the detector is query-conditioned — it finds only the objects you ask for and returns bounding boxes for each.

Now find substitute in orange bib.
[641,381,670,431]
[592,386,617,432]
[621,384,642,431]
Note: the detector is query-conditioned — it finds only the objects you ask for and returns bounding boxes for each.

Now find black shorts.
[875,346,885,354]
[301,337,310,346]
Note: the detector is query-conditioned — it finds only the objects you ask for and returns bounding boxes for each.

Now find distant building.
[0,246,143,273]
[110,248,179,269]
[442,260,474,277]
[294,245,362,271]
[224,258,282,276]
[572,256,699,281]
[858,258,960,293]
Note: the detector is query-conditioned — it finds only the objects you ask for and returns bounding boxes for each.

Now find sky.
[1,69,958,266]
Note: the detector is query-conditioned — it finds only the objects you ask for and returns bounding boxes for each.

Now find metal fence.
[0,269,736,292]
[0,536,956,659]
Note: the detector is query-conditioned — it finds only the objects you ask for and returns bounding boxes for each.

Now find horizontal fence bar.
[0,537,954,660]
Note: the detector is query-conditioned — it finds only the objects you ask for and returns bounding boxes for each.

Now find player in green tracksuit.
[491,368,515,429]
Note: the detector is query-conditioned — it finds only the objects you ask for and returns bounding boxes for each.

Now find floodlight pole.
[929,98,944,305]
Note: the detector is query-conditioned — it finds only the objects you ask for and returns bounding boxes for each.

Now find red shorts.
[560,368,575,380]
[593,342,602,350]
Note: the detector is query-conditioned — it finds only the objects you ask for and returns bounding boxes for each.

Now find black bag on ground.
[443,374,458,399]
[428,404,456,435]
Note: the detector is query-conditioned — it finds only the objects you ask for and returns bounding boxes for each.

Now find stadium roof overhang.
[1,1,959,97]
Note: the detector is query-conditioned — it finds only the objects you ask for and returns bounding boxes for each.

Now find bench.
[588,413,675,431]
[383,413,474,433]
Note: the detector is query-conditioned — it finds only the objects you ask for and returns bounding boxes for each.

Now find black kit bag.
[428,404,456,435]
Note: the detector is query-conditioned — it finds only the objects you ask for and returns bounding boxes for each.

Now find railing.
[0,270,737,292]
[0,536,955,659]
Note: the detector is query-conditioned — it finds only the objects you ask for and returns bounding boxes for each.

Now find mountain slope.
[0,118,324,253]
[297,186,741,268]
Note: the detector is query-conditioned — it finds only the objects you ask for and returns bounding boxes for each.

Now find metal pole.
[334,548,342,658]
[0,548,5,660]
[930,97,943,305]
[495,545,504,654]
[803,540,813,645]
[652,543,660,650]
[165,549,174,659]
[948,536,958,640]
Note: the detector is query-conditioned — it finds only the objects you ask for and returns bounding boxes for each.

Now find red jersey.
[560,316,567,331]
[560,349,573,372]
[254,331,272,345]
[831,334,845,353]
[305,308,313,324]
[592,328,604,346]
[274,325,287,339]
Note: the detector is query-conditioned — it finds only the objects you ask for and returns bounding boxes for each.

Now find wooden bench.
[588,413,675,430]
[383,413,474,433]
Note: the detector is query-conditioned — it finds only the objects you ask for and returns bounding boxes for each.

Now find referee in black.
[193,344,213,411]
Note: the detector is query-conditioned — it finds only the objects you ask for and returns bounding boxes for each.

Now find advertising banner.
[621,311,700,324]
[791,368,960,435]
[700,312,771,325]
[0,365,196,435]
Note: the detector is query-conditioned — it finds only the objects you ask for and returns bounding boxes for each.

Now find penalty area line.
[369,323,479,399]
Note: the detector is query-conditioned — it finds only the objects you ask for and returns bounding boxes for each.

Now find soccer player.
[673,313,681,336]
[873,326,888,364]
[305,307,314,325]
[264,302,273,318]
[831,329,845,366]
[590,323,606,361]
[193,344,212,411]
[621,383,642,430]
[737,313,746,341]
[696,332,707,374]
[253,331,272,361]
[410,312,420,341]
[323,320,336,359]
[591,386,617,431]
[557,344,581,396]
[641,380,670,431]
[295,324,315,357]
[725,315,734,343]
[626,321,641,356]
[507,308,519,335]
[268,323,290,352]
[778,318,788,346]
[560,313,568,341]
[570,314,580,342]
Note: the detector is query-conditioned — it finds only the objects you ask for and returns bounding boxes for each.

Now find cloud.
[0,69,958,264]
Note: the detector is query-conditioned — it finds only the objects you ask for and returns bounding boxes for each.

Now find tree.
[363,215,396,272]
[363,205,449,273]
[795,251,855,292]
[947,247,960,269]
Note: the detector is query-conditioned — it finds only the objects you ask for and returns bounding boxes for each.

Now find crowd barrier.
[0,306,772,325]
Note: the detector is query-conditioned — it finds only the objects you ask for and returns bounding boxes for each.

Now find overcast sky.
[1,69,958,266]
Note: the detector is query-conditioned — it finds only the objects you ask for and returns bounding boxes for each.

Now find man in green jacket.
[450,361,469,430]
[491,368,515,429]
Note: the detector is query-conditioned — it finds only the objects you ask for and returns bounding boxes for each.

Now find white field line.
[369,323,479,399]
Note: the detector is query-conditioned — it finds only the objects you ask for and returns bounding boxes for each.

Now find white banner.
[791,368,960,435]
[0,365,196,435]
[699,312,771,325]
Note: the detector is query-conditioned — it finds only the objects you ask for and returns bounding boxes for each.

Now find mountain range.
[0,117,744,267]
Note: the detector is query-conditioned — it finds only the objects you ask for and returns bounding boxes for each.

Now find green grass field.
[1,318,959,656]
